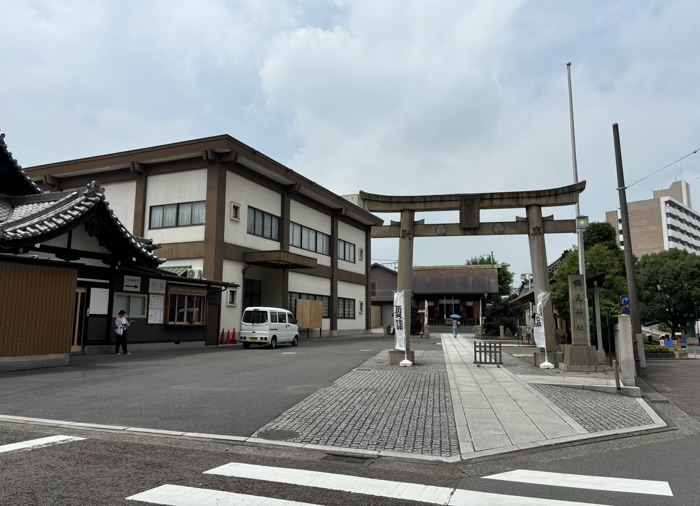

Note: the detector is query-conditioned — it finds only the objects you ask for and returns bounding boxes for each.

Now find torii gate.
[358,181,586,364]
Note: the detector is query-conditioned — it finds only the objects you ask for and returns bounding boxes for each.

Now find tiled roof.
[0,131,162,267]
[0,132,43,196]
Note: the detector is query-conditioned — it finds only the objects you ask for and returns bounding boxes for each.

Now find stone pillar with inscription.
[559,274,603,371]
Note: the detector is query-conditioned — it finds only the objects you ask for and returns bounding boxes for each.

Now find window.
[277,312,287,323]
[270,312,278,323]
[167,290,206,325]
[338,239,355,262]
[227,289,238,307]
[290,222,331,255]
[230,202,241,221]
[242,309,268,324]
[247,206,279,241]
[337,297,355,319]
[113,293,147,318]
[150,201,206,229]
[371,282,377,296]
[243,279,262,308]
[288,292,330,318]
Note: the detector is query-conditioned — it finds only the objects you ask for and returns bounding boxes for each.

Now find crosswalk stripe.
[0,435,85,454]
[204,462,610,505]
[484,470,673,496]
[449,488,609,506]
[205,462,453,504]
[127,484,322,506]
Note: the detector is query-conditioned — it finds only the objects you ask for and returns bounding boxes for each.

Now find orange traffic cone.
[219,329,226,344]
[231,328,237,343]
[225,330,231,344]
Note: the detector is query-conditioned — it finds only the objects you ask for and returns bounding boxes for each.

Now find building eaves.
[0,132,43,196]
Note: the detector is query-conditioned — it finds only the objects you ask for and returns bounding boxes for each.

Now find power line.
[626,148,699,189]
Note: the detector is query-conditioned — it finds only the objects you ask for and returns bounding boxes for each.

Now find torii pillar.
[527,205,557,353]
[388,209,416,365]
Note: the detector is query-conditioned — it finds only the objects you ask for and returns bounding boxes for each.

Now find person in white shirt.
[114,310,132,355]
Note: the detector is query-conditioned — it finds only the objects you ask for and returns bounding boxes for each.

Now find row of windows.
[666,211,700,234]
[247,206,280,241]
[150,201,206,229]
[114,292,206,325]
[288,292,330,318]
[338,239,355,262]
[668,235,700,251]
[290,222,331,255]
[667,224,700,243]
[148,203,359,262]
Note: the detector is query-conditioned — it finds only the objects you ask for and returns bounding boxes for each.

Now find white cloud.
[1,0,698,280]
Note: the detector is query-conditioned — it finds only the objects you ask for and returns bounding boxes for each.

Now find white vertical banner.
[533,291,550,348]
[393,291,407,351]
[424,300,428,326]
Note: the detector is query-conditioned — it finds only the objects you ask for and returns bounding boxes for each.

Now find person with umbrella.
[450,314,461,337]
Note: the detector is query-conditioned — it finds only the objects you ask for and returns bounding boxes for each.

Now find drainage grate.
[322,454,371,464]
[646,399,671,404]
[256,430,300,441]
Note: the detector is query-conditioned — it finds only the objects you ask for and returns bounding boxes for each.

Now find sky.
[1,0,698,286]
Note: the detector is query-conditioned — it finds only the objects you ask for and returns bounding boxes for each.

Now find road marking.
[127,484,322,505]
[205,462,453,504]
[204,463,609,505]
[449,489,608,505]
[0,435,85,454]
[484,470,673,496]
[360,349,374,351]
[280,352,297,355]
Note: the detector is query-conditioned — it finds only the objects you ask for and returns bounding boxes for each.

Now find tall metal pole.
[566,62,591,346]
[613,123,646,372]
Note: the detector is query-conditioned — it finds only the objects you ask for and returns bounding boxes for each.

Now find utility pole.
[613,123,646,373]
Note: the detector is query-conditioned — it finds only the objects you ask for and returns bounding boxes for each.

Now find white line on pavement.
[204,463,610,505]
[205,462,454,504]
[127,484,322,506]
[0,435,85,454]
[484,469,673,496]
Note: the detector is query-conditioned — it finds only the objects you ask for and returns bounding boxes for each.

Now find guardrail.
[473,342,503,367]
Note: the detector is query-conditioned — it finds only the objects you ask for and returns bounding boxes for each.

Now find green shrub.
[644,344,673,354]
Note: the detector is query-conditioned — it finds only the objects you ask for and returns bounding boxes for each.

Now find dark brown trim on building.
[337,269,367,285]
[133,173,147,236]
[365,225,372,329]
[330,211,339,330]
[281,189,291,251]
[289,265,333,279]
[145,157,208,176]
[204,161,226,281]
[157,242,205,259]
[40,169,135,190]
[290,192,333,217]
[243,250,317,269]
[227,162,285,194]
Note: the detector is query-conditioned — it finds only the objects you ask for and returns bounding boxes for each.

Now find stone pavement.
[252,333,666,462]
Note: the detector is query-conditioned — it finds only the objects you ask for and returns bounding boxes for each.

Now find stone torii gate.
[358,181,586,364]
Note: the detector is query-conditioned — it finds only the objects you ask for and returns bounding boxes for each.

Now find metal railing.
[473,342,503,367]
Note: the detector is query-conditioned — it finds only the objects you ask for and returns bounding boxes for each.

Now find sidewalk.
[443,335,666,460]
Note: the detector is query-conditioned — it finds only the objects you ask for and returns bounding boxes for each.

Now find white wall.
[145,169,207,244]
[220,259,245,334]
[102,181,136,233]
[224,171,281,249]
[337,280,366,330]
[338,221,366,275]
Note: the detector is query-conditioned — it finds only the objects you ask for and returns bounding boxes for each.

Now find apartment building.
[605,180,700,258]
[26,135,382,335]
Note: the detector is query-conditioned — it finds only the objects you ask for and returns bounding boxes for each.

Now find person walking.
[114,310,132,355]
[452,318,459,338]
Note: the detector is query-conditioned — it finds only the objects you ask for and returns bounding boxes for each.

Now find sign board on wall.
[149,278,166,294]
[147,294,165,324]
[123,275,141,292]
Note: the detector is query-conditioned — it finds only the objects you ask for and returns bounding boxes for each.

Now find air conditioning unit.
[186,269,203,279]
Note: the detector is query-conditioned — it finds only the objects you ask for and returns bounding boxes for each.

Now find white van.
[239,307,300,349]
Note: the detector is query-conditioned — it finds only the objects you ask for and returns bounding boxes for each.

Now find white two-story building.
[27,135,382,338]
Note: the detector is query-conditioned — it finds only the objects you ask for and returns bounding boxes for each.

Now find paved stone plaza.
[254,335,666,461]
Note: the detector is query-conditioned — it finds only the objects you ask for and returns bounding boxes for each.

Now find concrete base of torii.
[389,349,416,365]
[558,344,606,372]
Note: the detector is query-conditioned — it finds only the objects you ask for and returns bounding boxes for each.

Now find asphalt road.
[0,336,440,436]
[3,340,700,505]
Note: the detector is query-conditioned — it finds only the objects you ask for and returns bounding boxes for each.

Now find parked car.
[239,307,299,349]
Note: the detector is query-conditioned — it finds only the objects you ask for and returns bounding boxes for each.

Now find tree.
[636,249,700,336]
[465,253,515,297]
[483,299,519,336]
[550,222,627,345]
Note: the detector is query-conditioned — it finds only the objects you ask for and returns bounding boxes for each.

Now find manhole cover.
[256,430,300,441]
